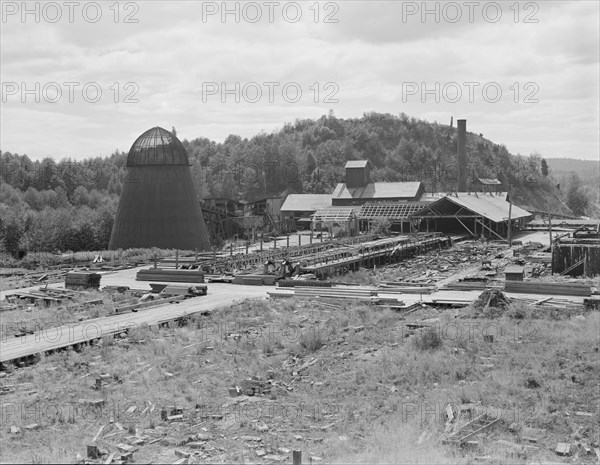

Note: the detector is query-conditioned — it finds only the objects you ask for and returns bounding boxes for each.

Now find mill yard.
[1,224,599,465]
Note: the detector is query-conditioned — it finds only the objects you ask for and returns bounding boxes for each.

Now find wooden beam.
[475,219,505,241]
[456,218,475,237]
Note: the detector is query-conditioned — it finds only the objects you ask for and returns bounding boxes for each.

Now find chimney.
[457,119,467,192]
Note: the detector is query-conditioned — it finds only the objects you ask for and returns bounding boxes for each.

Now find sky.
[1,0,599,162]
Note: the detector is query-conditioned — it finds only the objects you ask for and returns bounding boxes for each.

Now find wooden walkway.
[0,282,268,365]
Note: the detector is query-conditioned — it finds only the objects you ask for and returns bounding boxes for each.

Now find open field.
[1,238,599,464]
[1,297,598,464]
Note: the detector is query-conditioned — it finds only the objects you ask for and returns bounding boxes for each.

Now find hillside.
[1,112,574,254]
[546,158,600,181]
[512,182,574,217]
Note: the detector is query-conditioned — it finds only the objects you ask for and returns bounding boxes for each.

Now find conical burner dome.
[109,126,209,250]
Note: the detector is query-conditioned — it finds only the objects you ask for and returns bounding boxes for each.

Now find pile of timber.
[504,281,591,297]
[65,272,101,290]
[528,252,552,264]
[232,274,277,286]
[4,287,85,304]
[160,284,207,297]
[377,284,435,294]
[443,282,490,291]
[268,285,405,305]
[136,268,205,283]
[277,280,332,288]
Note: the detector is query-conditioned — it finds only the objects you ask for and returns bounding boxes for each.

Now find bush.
[412,329,442,351]
[300,328,325,352]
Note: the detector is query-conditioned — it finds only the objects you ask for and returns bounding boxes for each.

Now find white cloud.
[1,0,598,161]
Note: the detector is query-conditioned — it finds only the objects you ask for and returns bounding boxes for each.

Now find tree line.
[0,111,582,256]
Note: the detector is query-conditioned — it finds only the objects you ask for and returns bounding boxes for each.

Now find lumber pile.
[528,252,552,264]
[160,284,207,297]
[268,285,405,305]
[277,280,332,288]
[504,281,591,297]
[136,268,205,283]
[65,272,101,290]
[232,274,277,286]
[5,287,83,304]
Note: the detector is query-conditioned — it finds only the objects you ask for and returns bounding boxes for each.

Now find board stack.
[65,271,101,290]
[136,268,205,283]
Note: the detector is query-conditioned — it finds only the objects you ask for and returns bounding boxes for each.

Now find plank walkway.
[0,280,268,364]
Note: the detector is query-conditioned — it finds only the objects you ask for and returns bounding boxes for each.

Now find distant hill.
[546,158,600,180]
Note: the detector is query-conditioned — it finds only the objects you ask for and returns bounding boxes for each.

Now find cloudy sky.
[1,0,598,161]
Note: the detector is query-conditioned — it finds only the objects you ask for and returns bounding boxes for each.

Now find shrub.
[412,329,442,351]
[300,328,325,352]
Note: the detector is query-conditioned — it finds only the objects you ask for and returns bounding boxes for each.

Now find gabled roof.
[332,182,423,200]
[412,193,531,223]
[281,194,332,212]
[345,160,371,169]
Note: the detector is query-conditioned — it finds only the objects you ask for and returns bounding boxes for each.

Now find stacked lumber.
[443,282,490,291]
[160,284,207,296]
[6,288,74,304]
[65,272,101,289]
[377,285,434,294]
[528,252,552,264]
[136,268,205,283]
[381,281,433,288]
[504,281,591,297]
[231,274,277,285]
[277,280,332,288]
[268,286,405,306]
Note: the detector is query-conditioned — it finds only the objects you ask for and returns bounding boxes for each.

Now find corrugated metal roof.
[412,193,531,223]
[345,160,370,168]
[421,192,509,202]
[281,194,332,212]
[332,182,423,200]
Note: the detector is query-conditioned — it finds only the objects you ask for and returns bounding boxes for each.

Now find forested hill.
[0,112,577,255]
[183,112,550,201]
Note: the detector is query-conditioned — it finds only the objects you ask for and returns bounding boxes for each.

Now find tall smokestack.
[457,119,467,192]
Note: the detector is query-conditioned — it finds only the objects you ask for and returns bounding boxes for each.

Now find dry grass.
[0,296,598,464]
